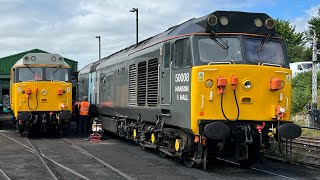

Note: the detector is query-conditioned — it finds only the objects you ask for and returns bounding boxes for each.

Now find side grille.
[128,64,137,106]
[137,61,147,106]
[147,59,158,107]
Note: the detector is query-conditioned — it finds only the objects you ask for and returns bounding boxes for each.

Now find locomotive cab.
[10,53,73,136]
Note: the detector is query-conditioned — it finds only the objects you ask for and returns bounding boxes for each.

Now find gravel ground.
[0,117,320,180]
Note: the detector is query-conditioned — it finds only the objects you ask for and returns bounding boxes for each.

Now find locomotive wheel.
[202,147,208,170]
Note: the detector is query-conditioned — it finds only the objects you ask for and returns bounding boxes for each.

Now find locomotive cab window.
[45,68,70,82]
[15,67,70,82]
[245,38,285,65]
[197,37,242,65]
[173,38,192,68]
[16,67,43,82]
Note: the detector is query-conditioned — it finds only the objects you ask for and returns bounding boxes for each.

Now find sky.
[0,0,319,69]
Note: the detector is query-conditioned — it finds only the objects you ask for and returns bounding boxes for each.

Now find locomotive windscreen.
[15,67,71,82]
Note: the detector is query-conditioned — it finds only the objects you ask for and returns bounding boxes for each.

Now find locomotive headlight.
[31,56,36,61]
[58,57,64,61]
[243,80,252,90]
[254,18,263,28]
[207,15,217,26]
[51,56,57,62]
[60,104,65,108]
[24,56,29,61]
[220,16,228,26]
[265,18,276,29]
[205,79,214,88]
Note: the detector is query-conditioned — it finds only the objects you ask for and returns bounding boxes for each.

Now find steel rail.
[0,167,11,180]
[62,138,135,180]
[215,158,296,180]
[0,132,90,180]
[25,138,59,180]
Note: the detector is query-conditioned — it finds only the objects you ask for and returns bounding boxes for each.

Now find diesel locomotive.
[10,53,72,136]
[79,11,302,168]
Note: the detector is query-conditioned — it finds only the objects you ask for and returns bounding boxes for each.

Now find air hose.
[28,94,38,111]
[220,89,240,121]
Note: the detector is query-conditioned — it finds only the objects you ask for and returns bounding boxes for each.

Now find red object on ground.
[90,134,102,142]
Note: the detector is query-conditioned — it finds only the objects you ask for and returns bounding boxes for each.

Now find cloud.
[291,5,320,33]
[0,0,280,69]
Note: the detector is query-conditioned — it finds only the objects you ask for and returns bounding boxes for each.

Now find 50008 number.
[175,73,189,82]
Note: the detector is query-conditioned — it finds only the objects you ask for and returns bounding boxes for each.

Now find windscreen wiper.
[210,32,229,50]
[257,34,271,52]
[53,65,61,75]
[26,65,35,75]
[51,65,62,81]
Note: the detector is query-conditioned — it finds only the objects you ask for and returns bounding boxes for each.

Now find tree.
[306,8,320,61]
[308,8,320,40]
[275,19,307,63]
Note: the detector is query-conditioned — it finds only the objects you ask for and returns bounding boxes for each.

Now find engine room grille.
[147,59,158,107]
[137,61,147,106]
[128,64,137,106]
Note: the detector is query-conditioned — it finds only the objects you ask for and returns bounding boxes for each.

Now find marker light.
[59,57,63,61]
[51,56,56,62]
[243,80,252,90]
[265,18,276,29]
[207,15,217,26]
[205,79,214,88]
[220,16,228,26]
[254,18,263,28]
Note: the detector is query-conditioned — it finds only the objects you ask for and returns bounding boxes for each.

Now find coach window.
[163,43,171,69]
[173,38,191,68]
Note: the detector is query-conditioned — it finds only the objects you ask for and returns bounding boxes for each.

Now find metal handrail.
[208,62,231,65]
[169,61,173,105]
[261,63,282,68]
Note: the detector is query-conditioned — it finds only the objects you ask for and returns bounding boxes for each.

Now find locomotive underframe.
[16,111,71,136]
[99,113,296,168]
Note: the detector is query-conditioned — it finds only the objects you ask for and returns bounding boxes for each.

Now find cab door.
[88,72,96,104]
[160,43,172,106]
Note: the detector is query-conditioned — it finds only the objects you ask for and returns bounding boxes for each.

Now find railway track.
[0,132,89,180]
[215,158,296,180]
[62,138,134,180]
[1,130,318,179]
[0,132,133,180]
[0,166,11,180]
[267,136,320,168]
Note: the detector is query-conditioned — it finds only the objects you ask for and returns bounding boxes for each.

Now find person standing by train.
[78,96,90,140]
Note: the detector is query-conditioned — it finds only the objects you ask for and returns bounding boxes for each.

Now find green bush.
[291,71,320,115]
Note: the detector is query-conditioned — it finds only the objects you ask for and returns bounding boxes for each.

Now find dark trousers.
[79,115,88,137]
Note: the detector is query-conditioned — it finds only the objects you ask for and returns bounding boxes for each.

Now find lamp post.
[311,30,318,128]
[96,36,101,60]
[129,8,138,44]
